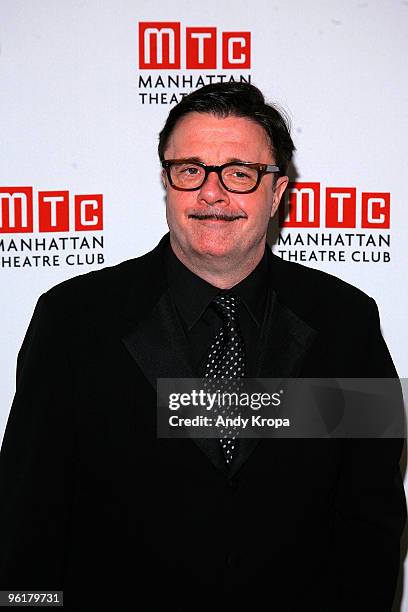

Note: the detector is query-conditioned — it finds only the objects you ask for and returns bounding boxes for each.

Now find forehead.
[164,112,273,162]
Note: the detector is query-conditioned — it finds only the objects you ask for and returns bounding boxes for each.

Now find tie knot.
[213,293,239,323]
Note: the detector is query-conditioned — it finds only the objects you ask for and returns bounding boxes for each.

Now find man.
[0,82,405,611]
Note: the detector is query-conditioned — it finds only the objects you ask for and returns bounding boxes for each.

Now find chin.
[190,235,240,259]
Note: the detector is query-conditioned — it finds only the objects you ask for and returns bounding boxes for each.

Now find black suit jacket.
[0,233,405,611]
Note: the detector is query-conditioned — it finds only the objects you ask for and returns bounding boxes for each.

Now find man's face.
[162,112,288,263]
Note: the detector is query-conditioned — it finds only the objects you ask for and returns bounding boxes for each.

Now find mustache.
[188,209,247,221]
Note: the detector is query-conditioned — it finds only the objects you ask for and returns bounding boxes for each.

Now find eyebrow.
[174,157,254,164]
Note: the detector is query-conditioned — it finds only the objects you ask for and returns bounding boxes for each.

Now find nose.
[197,169,229,207]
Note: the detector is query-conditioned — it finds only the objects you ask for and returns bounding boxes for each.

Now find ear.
[270,176,288,218]
[161,169,167,189]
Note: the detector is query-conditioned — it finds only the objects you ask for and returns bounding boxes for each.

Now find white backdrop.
[1,1,407,608]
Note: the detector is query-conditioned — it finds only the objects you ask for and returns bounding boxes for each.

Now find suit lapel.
[232,287,318,477]
[122,280,229,474]
[122,289,194,385]
[256,288,317,379]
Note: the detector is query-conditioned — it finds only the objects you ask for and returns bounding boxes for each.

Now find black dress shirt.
[165,243,271,377]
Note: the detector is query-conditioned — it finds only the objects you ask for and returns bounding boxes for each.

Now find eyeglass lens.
[169,162,259,192]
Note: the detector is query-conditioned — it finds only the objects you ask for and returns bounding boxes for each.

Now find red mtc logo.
[0,188,103,233]
[138,22,251,69]
[279,183,390,229]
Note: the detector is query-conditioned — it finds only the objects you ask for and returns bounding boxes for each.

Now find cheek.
[238,192,272,223]
[166,193,190,218]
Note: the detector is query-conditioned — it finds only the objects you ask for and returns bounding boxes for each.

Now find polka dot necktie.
[202,294,247,464]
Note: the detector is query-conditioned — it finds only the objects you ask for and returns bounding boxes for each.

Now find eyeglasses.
[161,159,280,194]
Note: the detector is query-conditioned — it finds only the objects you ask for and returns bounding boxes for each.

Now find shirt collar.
[165,243,270,331]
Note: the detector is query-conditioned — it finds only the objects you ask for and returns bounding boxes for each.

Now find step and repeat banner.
[1,0,407,607]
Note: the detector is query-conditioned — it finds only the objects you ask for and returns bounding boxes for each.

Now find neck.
[170,236,266,289]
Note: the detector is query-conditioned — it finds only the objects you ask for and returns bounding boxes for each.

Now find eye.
[232,170,251,179]
[184,166,200,175]
[224,165,256,180]
[173,164,201,176]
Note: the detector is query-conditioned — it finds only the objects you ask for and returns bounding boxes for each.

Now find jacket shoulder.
[41,243,164,316]
[270,252,377,324]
